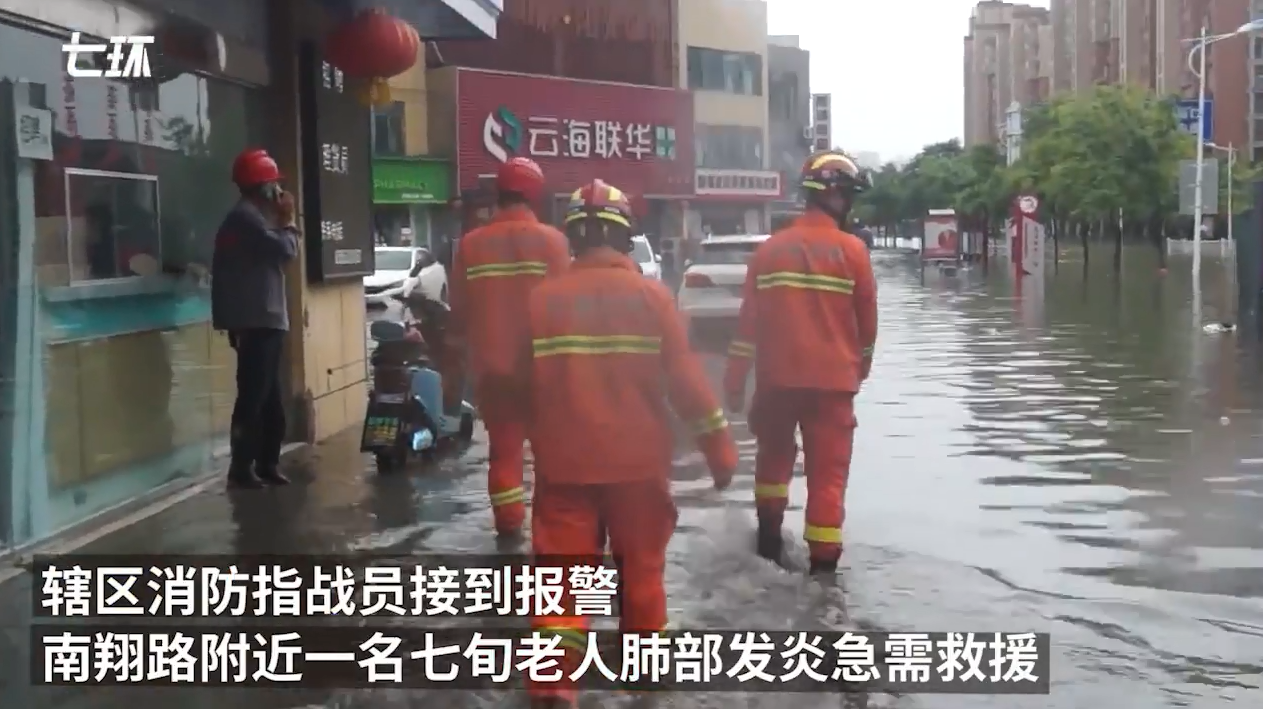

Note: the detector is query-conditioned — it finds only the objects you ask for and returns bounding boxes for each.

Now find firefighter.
[722,150,877,575]
[524,180,738,707]
[446,156,570,537]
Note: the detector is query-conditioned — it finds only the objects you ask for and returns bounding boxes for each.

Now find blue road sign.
[1175,99,1213,142]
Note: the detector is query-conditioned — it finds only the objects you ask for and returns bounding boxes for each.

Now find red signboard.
[456,68,695,199]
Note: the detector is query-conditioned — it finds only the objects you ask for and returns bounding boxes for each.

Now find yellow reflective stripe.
[489,487,525,506]
[728,340,755,358]
[537,626,587,653]
[754,483,789,499]
[690,408,728,436]
[533,335,661,357]
[466,261,549,280]
[756,271,855,294]
[804,524,842,544]
[862,345,874,357]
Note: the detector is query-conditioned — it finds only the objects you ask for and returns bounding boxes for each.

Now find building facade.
[429,66,693,244]
[767,35,811,226]
[679,0,777,236]
[964,2,1051,146]
[418,0,683,246]
[373,62,457,251]
[0,0,499,550]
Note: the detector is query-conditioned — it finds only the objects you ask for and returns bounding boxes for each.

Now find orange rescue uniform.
[524,248,737,700]
[723,210,877,563]
[448,205,571,534]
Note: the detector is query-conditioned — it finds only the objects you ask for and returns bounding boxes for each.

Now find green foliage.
[853,84,1213,228]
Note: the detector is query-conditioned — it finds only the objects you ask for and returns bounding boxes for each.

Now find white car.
[631,235,662,280]
[364,246,447,307]
[676,234,770,323]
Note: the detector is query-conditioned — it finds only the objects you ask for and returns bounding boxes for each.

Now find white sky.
[767,0,1049,162]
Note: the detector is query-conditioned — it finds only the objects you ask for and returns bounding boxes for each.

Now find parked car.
[676,233,769,326]
[365,246,447,308]
[631,235,661,280]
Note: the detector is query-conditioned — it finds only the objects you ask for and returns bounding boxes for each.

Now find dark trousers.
[228,328,287,473]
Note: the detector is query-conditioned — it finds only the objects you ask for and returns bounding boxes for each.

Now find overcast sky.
[767,0,1049,162]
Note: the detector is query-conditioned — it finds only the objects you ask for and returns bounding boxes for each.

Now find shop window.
[0,21,269,542]
[65,171,161,282]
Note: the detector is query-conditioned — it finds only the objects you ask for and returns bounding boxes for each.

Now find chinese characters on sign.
[300,43,374,280]
[694,170,781,196]
[14,106,53,161]
[63,32,153,79]
[521,115,674,161]
[35,628,1049,692]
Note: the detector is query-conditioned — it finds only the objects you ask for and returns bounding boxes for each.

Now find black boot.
[756,522,783,562]
[227,463,264,489]
[255,466,290,485]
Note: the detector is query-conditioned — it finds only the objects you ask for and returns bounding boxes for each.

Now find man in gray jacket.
[212,148,299,488]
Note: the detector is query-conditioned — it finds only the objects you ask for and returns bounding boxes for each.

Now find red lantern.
[325,9,420,105]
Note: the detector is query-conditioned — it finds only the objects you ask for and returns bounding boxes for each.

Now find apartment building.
[380,0,685,246]
[768,35,812,222]
[963,1,1052,146]
[1043,0,1247,151]
[680,0,777,235]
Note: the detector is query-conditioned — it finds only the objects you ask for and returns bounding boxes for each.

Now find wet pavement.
[3,246,1262,708]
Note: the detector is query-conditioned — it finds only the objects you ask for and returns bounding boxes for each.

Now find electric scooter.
[360,291,476,472]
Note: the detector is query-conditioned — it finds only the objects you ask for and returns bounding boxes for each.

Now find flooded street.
[5,247,1261,708]
[346,247,1263,707]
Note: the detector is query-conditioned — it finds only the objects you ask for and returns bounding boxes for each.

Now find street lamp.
[1206,141,1236,244]
[1185,19,1263,291]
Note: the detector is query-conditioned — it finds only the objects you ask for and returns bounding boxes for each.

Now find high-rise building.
[978,0,1250,154]
[963,1,1051,146]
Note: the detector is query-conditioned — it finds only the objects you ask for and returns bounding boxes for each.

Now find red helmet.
[564,179,633,228]
[496,157,545,201]
[232,149,282,188]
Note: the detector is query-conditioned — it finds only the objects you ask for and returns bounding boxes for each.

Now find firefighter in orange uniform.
[722,150,877,575]
[524,180,737,707]
[446,157,571,537]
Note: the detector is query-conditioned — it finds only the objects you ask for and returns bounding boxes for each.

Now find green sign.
[372,157,451,204]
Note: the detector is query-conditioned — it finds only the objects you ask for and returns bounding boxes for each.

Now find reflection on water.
[13,247,1260,708]
[331,246,1263,706]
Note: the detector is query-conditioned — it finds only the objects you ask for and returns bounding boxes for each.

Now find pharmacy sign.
[459,68,694,197]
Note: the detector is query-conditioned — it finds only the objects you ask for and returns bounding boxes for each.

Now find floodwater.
[4,245,1261,708]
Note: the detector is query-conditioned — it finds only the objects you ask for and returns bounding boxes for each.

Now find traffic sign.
[1175,99,1213,142]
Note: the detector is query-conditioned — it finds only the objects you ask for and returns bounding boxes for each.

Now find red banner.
[455,68,694,198]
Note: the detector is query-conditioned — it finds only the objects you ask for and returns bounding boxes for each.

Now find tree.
[855,84,1206,274]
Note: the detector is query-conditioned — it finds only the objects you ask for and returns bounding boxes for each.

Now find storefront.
[687,168,782,236]
[372,156,453,248]
[0,0,499,550]
[442,67,695,247]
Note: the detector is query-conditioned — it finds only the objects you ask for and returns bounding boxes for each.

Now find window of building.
[695,124,764,169]
[686,46,763,95]
[768,74,799,122]
[372,101,405,156]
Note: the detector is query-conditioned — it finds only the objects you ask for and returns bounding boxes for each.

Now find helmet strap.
[804,189,851,229]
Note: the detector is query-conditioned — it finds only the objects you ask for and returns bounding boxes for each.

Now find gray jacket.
[211,199,299,332]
